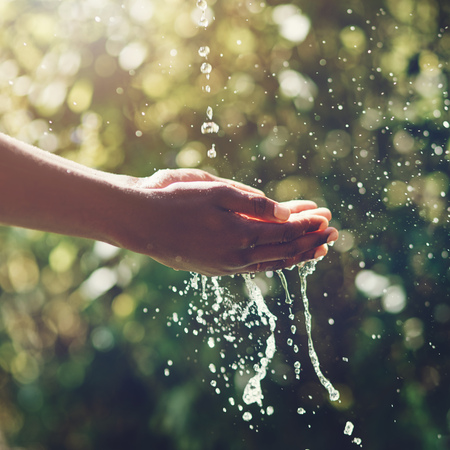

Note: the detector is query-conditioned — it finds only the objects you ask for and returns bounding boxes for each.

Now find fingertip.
[282,200,318,212]
[314,244,328,260]
[274,203,290,221]
[326,227,339,244]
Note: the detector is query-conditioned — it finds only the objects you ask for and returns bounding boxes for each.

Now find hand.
[115,169,338,276]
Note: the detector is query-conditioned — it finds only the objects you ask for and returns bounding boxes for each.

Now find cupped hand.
[118,169,338,276]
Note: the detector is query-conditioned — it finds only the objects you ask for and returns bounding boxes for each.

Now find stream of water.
[171,260,341,424]
[196,0,219,158]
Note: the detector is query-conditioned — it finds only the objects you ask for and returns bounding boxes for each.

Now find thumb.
[221,189,290,222]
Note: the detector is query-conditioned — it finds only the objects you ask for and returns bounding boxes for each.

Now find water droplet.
[197,0,207,11]
[206,106,213,119]
[201,121,219,134]
[198,16,209,27]
[344,421,354,436]
[207,144,217,158]
[198,46,210,58]
[200,62,212,74]
[243,411,252,421]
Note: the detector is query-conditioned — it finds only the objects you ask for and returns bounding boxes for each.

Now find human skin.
[0,132,338,276]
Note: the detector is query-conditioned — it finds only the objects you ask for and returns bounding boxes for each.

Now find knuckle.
[251,196,268,216]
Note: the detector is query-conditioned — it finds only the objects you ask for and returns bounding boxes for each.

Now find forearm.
[0,132,127,244]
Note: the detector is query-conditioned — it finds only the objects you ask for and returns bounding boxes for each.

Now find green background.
[0,0,449,449]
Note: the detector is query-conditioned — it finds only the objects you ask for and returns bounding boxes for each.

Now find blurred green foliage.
[0,0,449,449]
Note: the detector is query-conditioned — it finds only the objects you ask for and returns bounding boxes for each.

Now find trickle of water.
[298,261,340,402]
[201,274,208,300]
[241,274,277,407]
[196,0,218,156]
[175,260,338,419]
[277,262,339,400]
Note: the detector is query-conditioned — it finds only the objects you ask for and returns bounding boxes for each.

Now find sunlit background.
[0,0,449,449]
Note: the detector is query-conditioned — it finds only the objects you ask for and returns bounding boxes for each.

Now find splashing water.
[241,274,277,407]
[170,259,339,423]
[277,263,339,399]
[297,261,340,402]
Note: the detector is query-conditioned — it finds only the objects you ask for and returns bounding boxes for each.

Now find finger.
[221,189,291,222]
[242,214,330,247]
[243,227,338,265]
[240,243,330,273]
[295,207,332,221]
[281,200,318,213]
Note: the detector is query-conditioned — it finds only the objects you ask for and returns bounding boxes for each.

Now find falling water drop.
[200,62,212,74]
[198,46,210,58]
[344,421,354,435]
[201,121,219,134]
[197,0,207,10]
[206,106,213,119]
[207,144,217,158]
[198,16,209,27]
[196,0,209,27]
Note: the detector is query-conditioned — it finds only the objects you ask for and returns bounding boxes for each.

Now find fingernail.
[274,204,290,221]
[314,245,328,260]
[327,229,339,244]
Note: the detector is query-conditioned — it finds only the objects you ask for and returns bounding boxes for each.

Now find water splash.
[241,274,277,407]
[172,260,338,419]
[298,261,340,402]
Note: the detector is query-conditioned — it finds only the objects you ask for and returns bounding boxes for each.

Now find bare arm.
[0,133,338,276]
